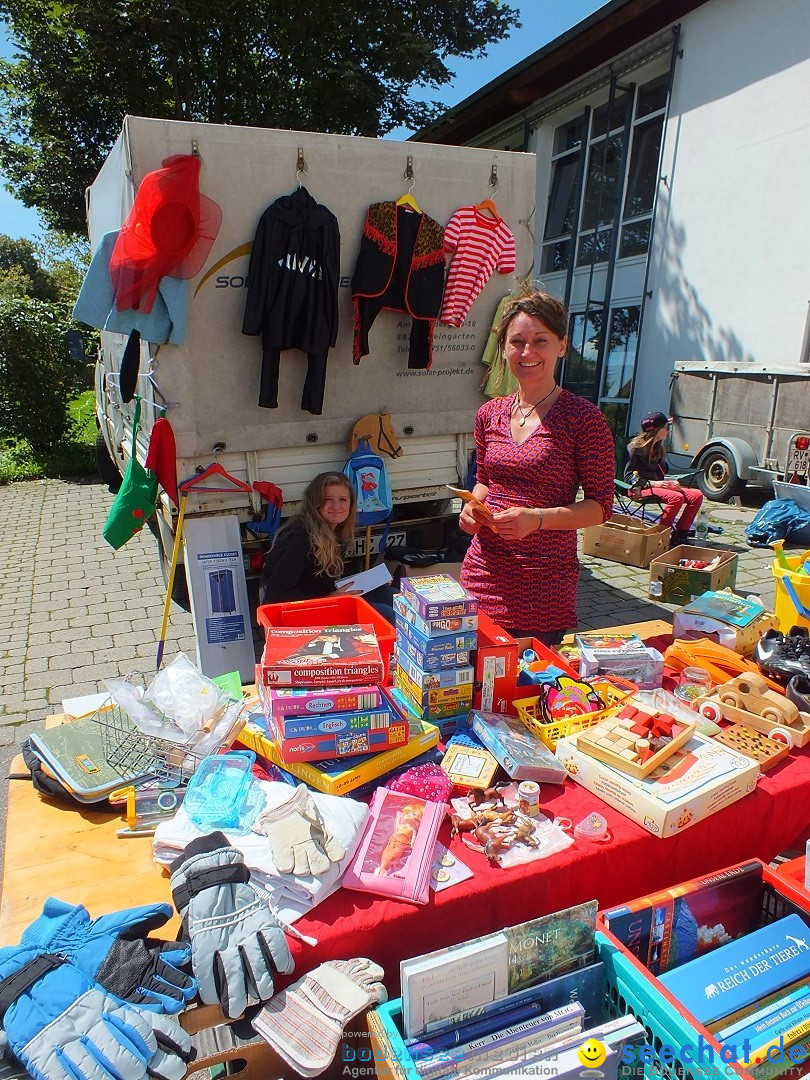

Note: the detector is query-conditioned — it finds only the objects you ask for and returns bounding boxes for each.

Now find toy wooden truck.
[697,673,810,748]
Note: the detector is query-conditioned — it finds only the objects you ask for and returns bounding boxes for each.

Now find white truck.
[88,116,536,598]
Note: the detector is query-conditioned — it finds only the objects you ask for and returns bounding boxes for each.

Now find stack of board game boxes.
[391,575,479,739]
[240,623,441,796]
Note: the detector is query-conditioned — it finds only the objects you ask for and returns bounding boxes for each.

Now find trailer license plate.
[786,444,810,478]
[351,530,406,558]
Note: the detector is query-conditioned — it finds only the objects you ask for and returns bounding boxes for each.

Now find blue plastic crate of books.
[596,859,810,1080]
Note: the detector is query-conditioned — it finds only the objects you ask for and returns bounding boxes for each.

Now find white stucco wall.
[635,0,810,424]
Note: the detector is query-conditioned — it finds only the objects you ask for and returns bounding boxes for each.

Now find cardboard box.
[554,731,758,838]
[472,611,519,714]
[406,561,465,582]
[582,513,670,568]
[648,545,739,605]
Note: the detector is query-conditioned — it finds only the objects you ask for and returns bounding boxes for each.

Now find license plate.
[786,441,810,477]
[350,530,406,558]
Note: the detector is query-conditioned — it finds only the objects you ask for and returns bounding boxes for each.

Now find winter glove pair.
[253,783,345,878]
[170,831,294,1020]
[0,946,193,1080]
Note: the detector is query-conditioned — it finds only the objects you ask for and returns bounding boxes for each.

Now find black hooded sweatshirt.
[242,187,340,414]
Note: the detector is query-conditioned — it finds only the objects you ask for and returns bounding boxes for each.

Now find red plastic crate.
[256,595,396,682]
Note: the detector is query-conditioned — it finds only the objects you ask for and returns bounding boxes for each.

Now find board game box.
[393,593,479,639]
[265,706,409,763]
[396,615,478,667]
[258,681,384,718]
[258,625,385,687]
[399,575,479,621]
[394,665,474,721]
[393,648,474,692]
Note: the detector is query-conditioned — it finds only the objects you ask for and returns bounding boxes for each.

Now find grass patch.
[0,389,97,483]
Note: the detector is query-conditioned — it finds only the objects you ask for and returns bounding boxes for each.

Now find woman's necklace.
[513,384,558,427]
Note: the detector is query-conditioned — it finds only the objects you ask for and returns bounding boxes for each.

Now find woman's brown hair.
[495,291,570,355]
[276,472,357,578]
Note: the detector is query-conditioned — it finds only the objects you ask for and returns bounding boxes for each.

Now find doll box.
[648,546,738,604]
[554,731,758,837]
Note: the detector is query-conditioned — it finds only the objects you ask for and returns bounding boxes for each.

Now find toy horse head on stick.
[349,412,403,459]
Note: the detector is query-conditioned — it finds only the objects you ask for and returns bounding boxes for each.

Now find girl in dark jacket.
[626,411,703,542]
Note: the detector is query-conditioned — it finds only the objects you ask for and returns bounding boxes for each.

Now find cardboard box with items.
[582,513,671,569]
[648,545,738,604]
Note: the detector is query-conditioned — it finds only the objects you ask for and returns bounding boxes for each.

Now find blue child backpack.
[344,436,394,557]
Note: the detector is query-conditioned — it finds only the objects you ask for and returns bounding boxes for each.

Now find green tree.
[0,0,519,234]
[0,234,58,300]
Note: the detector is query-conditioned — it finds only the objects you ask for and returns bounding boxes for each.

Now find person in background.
[459,291,615,647]
[258,472,396,623]
[625,411,703,544]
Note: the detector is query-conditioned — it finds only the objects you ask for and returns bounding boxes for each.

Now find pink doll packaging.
[341,787,446,904]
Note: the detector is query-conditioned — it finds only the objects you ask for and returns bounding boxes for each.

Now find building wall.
[636,0,810,425]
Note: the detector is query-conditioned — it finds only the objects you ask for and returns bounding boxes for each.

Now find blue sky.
[0,0,608,240]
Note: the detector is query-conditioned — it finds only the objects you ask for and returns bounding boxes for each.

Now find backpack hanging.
[344,436,393,567]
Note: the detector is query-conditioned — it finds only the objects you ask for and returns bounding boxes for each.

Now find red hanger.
[179,462,253,494]
[475,198,499,219]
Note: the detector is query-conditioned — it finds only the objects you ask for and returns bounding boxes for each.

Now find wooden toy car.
[696,673,810,748]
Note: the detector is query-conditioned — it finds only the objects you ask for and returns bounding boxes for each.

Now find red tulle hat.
[110,154,222,314]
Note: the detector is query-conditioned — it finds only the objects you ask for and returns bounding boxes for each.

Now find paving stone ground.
[0,476,783,885]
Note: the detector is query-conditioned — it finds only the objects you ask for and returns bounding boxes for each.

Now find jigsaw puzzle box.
[554,732,758,837]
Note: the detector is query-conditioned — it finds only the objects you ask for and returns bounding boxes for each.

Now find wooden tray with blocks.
[575,702,696,779]
[712,723,791,772]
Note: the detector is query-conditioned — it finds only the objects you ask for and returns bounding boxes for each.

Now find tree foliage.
[0,0,519,234]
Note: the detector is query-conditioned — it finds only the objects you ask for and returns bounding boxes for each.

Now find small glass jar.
[674,666,712,707]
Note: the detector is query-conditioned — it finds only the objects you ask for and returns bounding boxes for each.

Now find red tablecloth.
[284,647,810,996]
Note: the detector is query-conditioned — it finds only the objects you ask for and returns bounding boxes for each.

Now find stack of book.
[392,576,479,739]
[241,624,441,795]
[659,913,810,1076]
[373,900,646,1080]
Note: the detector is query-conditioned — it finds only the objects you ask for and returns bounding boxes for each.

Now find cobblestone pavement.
[0,477,783,872]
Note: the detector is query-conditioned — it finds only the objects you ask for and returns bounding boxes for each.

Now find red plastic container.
[256,595,396,683]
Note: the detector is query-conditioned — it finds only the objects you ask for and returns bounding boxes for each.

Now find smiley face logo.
[578,1039,607,1069]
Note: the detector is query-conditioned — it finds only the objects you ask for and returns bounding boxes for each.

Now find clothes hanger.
[396,178,421,214]
[178,463,253,494]
[475,184,499,219]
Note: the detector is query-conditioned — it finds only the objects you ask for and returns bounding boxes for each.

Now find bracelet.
[535,509,544,532]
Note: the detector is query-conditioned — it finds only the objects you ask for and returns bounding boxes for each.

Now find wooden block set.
[576,703,696,779]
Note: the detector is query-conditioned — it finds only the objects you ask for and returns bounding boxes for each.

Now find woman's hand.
[491,506,542,540]
[459,502,489,535]
[334,582,362,595]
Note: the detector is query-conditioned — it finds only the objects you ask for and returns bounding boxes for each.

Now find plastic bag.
[745,498,810,547]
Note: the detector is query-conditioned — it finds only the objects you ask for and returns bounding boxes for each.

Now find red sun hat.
[110,154,222,314]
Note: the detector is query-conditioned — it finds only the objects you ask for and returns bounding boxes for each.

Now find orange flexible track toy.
[664,637,784,694]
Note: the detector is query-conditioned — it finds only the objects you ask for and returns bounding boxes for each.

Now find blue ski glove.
[170,831,294,1020]
[0,947,194,1080]
[19,898,196,1013]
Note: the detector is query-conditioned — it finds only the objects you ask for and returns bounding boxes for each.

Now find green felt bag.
[102,396,158,550]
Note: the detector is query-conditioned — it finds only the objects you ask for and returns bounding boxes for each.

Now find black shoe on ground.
[786,673,810,714]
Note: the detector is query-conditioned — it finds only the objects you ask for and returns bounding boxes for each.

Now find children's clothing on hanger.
[481,294,519,398]
[439,206,516,328]
[352,202,445,369]
[72,230,187,345]
[242,187,340,416]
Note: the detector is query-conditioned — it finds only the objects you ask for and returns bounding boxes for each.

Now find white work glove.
[254,785,345,877]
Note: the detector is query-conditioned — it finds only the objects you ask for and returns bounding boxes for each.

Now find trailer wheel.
[696,448,745,502]
[95,431,122,494]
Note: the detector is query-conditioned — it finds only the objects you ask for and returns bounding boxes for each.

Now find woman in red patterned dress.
[459,292,615,646]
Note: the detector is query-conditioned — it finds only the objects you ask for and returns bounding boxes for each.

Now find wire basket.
[513,676,638,749]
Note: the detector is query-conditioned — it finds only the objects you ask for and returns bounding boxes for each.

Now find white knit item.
[252,959,387,1076]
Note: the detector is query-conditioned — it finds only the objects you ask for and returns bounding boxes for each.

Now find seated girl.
[258,471,396,623]
[625,411,703,543]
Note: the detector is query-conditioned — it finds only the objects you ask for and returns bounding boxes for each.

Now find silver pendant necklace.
[513,385,557,427]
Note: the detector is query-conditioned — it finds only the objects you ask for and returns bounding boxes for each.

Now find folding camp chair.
[613,445,666,524]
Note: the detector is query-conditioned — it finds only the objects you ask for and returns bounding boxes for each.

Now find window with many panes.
[540,73,668,275]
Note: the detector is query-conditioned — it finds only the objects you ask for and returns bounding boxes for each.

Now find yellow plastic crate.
[513,676,638,749]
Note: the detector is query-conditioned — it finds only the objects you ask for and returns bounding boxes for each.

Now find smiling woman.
[458,291,616,645]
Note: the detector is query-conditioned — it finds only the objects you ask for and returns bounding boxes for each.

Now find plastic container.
[695,511,709,543]
[184,750,257,831]
[512,675,638,749]
[256,594,396,681]
[771,552,810,633]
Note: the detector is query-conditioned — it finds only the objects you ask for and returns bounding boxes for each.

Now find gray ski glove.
[253,784,345,877]
[170,831,294,1020]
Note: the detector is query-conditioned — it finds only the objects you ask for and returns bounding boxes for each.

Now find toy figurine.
[373,802,424,876]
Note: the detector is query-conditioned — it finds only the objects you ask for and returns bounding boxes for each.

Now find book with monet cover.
[504,899,598,993]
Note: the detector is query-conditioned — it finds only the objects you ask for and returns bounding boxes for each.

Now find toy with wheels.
[696,672,810,748]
